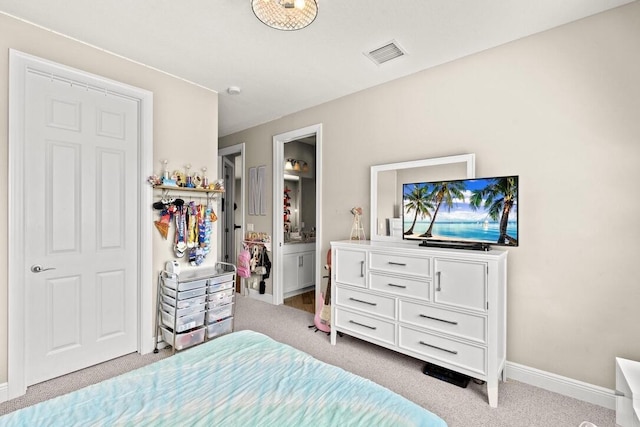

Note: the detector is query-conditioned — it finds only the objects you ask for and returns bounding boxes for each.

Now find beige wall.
[221,2,640,389]
[0,14,219,383]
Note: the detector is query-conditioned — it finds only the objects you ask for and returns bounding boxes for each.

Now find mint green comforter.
[0,330,446,426]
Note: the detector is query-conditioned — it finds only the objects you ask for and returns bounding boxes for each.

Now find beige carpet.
[0,294,616,427]
[234,295,615,427]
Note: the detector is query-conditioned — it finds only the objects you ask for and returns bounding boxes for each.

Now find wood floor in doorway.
[283,290,315,314]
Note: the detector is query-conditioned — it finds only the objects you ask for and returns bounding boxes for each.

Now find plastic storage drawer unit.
[154,263,236,354]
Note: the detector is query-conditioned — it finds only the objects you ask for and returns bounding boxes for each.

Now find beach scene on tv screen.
[402,176,518,246]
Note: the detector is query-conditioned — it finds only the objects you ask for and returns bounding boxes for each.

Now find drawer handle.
[419,341,458,355]
[387,283,407,289]
[360,261,364,277]
[435,271,442,292]
[388,261,407,266]
[349,320,377,330]
[349,297,377,306]
[419,314,458,325]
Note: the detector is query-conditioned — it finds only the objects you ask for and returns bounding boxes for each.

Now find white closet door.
[24,71,139,385]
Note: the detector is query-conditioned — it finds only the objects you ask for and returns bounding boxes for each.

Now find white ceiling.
[1,0,634,136]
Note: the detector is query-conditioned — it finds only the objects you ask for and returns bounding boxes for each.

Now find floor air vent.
[365,40,407,65]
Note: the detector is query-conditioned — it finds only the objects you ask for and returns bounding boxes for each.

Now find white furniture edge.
[616,357,640,426]
[0,361,617,408]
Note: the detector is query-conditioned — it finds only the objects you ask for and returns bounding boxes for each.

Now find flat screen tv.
[402,175,518,250]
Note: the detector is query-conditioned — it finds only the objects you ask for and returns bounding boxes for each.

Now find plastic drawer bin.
[207,288,234,302]
[160,326,205,350]
[208,281,234,294]
[206,304,234,324]
[207,295,234,310]
[162,310,205,333]
[162,286,206,301]
[163,277,208,292]
[209,273,235,285]
[206,317,233,339]
[161,293,207,309]
[161,301,206,318]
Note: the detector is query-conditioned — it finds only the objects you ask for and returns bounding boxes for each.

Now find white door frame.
[217,143,245,274]
[7,50,153,399]
[272,124,323,305]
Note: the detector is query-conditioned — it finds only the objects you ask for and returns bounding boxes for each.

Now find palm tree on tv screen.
[403,183,432,235]
[469,176,518,245]
[420,181,466,238]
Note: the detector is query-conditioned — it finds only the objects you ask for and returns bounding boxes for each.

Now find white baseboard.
[0,382,8,404]
[506,361,616,410]
[247,288,273,304]
[283,285,314,300]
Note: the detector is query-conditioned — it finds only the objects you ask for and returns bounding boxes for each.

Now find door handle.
[31,265,56,273]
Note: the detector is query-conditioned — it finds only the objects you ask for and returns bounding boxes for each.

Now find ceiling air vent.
[364,40,407,65]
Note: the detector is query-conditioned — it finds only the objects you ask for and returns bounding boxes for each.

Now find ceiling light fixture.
[251,0,318,31]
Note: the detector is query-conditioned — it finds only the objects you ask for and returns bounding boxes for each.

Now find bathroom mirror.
[284,174,300,234]
[370,154,476,242]
[283,137,317,243]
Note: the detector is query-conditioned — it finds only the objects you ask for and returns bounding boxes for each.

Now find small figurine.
[213,178,225,191]
[185,164,195,188]
[202,167,209,188]
[161,159,169,181]
[350,207,366,240]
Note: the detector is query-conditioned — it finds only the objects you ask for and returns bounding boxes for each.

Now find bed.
[0,330,447,426]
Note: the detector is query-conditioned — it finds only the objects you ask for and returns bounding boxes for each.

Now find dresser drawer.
[399,300,486,344]
[399,326,486,376]
[370,273,430,300]
[370,252,431,277]
[335,286,395,320]
[335,308,395,346]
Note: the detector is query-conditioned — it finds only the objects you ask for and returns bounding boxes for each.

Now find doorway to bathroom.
[272,124,322,311]
[218,143,245,290]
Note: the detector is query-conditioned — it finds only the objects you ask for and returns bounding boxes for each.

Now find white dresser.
[330,240,508,407]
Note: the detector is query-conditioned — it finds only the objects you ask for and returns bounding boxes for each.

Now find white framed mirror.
[370,154,476,242]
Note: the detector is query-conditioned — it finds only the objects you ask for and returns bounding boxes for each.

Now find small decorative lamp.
[350,207,366,240]
[284,159,294,170]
